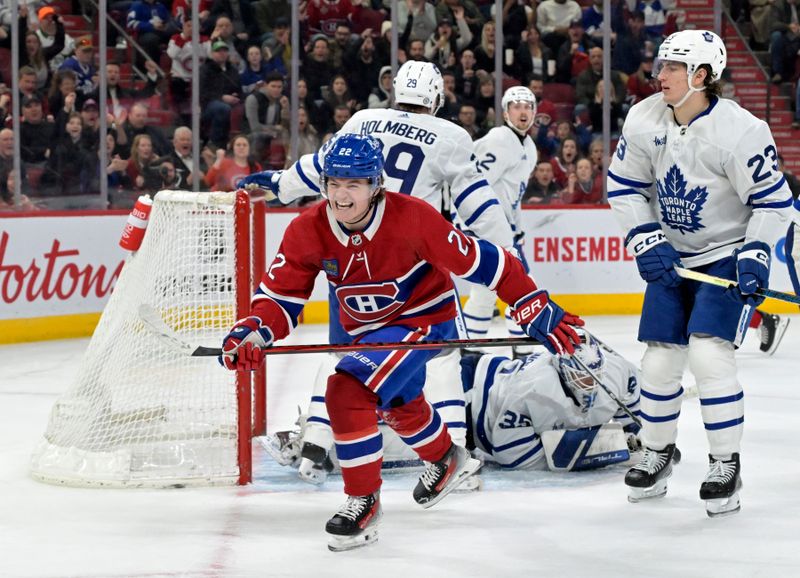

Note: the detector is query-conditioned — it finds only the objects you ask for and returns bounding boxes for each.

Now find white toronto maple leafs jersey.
[471,125,538,239]
[466,351,640,470]
[607,94,793,267]
[276,108,514,248]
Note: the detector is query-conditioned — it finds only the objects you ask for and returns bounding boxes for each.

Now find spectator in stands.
[17,67,44,111]
[588,78,623,136]
[41,112,94,197]
[588,138,604,173]
[169,126,206,189]
[167,16,210,119]
[172,0,213,30]
[59,36,97,97]
[262,17,291,67]
[575,47,626,116]
[348,32,383,106]
[582,0,624,46]
[283,106,320,167]
[205,134,262,191]
[324,74,358,115]
[209,0,259,45]
[626,53,659,106]
[455,48,479,103]
[536,119,588,158]
[241,45,271,96]
[425,16,472,71]
[560,157,603,204]
[35,6,74,73]
[245,71,286,163]
[398,0,439,42]
[102,133,132,205]
[473,72,496,125]
[0,91,10,125]
[435,0,484,40]
[47,69,80,118]
[794,80,800,129]
[500,0,534,51]
[200,40,243,149]
[457,103,484,139]
[307,0,356,38]
[78,98,102,151]
[127,0,178,70]
[515,25,555,84]
[127,133,172,196]
[20,94,55,165]
[473,20,497,74]
[304,34,336,100]
[550,136,580,188]
[555,19,592,84]
[210,15,246,72]
[406,38,428,61]
[100,61,160,119]
[768,0,800,84]
[438,70,461,122]
[119,101,170,158]
[0,169,38,211]
[23,32,50,92]
[537,0,583,53]
[0,127,15,185]
[778,153,800,198]
[523,160,561,204]
[368,65,393,109]
[253,0,291,41]
[635,0,666,41]
[331,22,358,70]
[528,74,557,131]
[612,10,649,76]
[293,77,329,134]
[330,104,352,134]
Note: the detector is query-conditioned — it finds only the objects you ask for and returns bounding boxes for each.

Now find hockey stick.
[138,304,540,358]
[675,266,800,305]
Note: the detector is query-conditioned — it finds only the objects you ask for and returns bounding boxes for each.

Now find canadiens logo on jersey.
[657,165,709,234]
[335,282,405,323]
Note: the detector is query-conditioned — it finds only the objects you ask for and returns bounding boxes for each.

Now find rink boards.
[1,206,796,344]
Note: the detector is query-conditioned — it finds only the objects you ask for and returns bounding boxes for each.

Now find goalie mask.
[557,332,604,405]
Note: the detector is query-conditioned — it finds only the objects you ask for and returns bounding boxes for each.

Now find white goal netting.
[30,191,250,488]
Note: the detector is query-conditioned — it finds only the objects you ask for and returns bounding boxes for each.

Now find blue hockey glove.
[219,316,274,371]
[237,170,282,199]
[734,241,770,306]
[625,223,683,287]
[511,289,584,355]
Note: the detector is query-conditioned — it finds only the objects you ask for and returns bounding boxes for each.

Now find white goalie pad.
[541,423,630,472]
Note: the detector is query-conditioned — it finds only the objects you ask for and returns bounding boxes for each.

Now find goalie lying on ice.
[267,336,642,475]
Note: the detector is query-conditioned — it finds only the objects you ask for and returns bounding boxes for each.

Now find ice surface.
[2,316,799,577]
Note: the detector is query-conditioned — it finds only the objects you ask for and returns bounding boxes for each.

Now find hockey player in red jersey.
[219,134,583,552]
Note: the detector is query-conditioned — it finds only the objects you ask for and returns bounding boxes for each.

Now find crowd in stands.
[0,0,795,212]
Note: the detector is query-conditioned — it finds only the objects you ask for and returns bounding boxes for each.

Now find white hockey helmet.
[393,61,444,115]
[501,85,537,134]
[657,29,726,94]
[557,332,604,403]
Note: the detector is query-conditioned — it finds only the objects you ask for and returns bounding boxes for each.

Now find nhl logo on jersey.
[351,234,363,246]
[656,164,708,234]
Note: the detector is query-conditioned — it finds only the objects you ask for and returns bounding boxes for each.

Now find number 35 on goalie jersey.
[249,192,536,341]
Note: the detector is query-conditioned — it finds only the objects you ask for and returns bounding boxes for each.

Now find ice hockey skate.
[262,430,303,467]
[625,444,679,503]
[700,453,742,518]
[297,441,334,485]
[759,313,790,356]
[325,492,382,552]
[413,443,481,509]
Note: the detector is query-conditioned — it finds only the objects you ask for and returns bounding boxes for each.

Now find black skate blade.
[417,456,482,510]
[327,528,379,552]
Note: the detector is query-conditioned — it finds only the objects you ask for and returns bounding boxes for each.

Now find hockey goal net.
[30,190,267,487]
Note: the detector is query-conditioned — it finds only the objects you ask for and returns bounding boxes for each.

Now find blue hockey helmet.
[321,133,384,195]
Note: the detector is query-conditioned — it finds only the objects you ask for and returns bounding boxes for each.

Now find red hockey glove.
[511,289,584,355]
[219,316,273,371]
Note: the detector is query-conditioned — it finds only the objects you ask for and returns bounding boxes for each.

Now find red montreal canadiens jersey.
[251,192,539,340]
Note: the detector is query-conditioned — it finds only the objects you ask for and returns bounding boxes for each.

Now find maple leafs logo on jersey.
[656,164,708,235]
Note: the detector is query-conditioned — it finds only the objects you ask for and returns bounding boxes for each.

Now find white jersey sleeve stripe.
[463,199,501,227]
[747,175,787,204]
[312,152,322,174]
[494,433,539,453]
[608,169,652,189]
[497,439,544,469]
[453,179,491,208]
[752,197,793,210]
[295,159,320,193]
[607,187,649,200]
